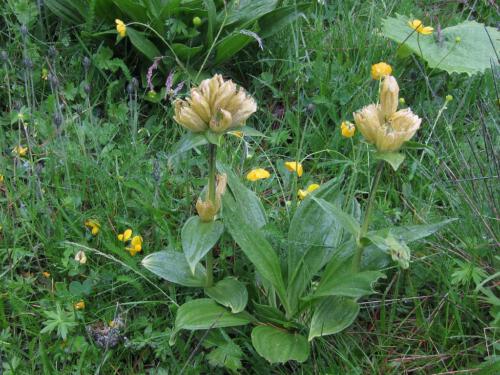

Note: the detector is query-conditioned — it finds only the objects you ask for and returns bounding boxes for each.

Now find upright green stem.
[353,160,384,271]
[206,143,217,287]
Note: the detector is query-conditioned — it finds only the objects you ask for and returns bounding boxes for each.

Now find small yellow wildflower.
[284,161,303,177]
[115,19,126,37]
[246,168,271,181]
[117,228,132,242]
[340,121,356,138]
[74,300,85,310]
[371,62,392,80]
[84,219,100,236]
[126,235,143,256]
[42,271,51,278]
[13,145,28,157]
[75,250,87,265]
[41,68,48,80]
[408,19,433,35]
[298,183,320,200]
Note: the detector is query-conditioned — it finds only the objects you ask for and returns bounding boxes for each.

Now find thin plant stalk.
[205,143,217,287]
[353,160,384,271]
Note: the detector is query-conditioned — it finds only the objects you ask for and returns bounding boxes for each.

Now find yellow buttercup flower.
[284,161,303,177]
[341,121,356,138]
[408,19,433,35]
[246,168,271,181]
[117,228,132,242]
[126,235,143,256]
[174,74,257,134]
[84,219,100,236]
[12,145,28,157]
[371,62,392,80]
[115,19,126,37]
[74,300,85,310]
[353,75,421,152]
[298,183,320,200]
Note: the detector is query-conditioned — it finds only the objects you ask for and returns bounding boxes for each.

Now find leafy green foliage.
[205,277,248,313]
[181,216,224,274]
[170,299,251,344]
[308,297,359,341]
[382,14,500,75]
[251,326,310,364]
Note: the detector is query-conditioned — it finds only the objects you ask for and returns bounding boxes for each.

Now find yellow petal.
[123,229,132,241]
[246,168,271,181]
[115,19,126,37]
[370,62,392,80]
[74,301,85,310]
[306,183,320,193]
[298,189,308,200]
[341,121,356,138]
[117,234,124,241]
[284,161,303,177]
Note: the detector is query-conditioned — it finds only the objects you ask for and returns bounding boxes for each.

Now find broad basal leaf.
[182,216,224,275]
[170,299,251,345]
[382,14,500,75]
[142,250,206,287]
[205,277,248,313]
[312,270,386,299]
[251,326,309,364]
[308,297,359,341]
[222,192,287,311]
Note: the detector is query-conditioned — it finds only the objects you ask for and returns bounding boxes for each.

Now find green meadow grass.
[1,0,498,373]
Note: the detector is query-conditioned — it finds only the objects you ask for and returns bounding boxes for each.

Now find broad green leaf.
[251,326,309,364]
[308,297,359,341]
[203,0,217,46]
[222,192,287,311]
[112,0,148,22]
[312,270,386,299]
[126,28,162,61]
[142,250,206,287]
[237,126,267,137]
[168,132,208,162]
[182,216,224,275]
[374,151,405,171]
[206,341,243,372]
[214,33,254,65]
[171,43,203,59]
[360,219,456,270]
[370,218,457,243]
[223,0,278,27]
[45,0,86,24]
[286,178,344,315]
[311,197,360,237]
[219,163,267,229]
[170,299,251,345]
[205,277,248,313]
[258,4,310,38]
[382,15,500,75]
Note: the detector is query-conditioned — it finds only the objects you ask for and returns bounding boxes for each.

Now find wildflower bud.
[48,46,57,59]
[455,36,461,43]
[380,75,399,119]
[399,97,405,105]
[20,24,28,39]
[83,56,91,72]
[193,16,202,27]
[195,174,227,222]
[75,250,87,264]
[23,57,33,70]
[445,94,453,102]
[0,51,8,64]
